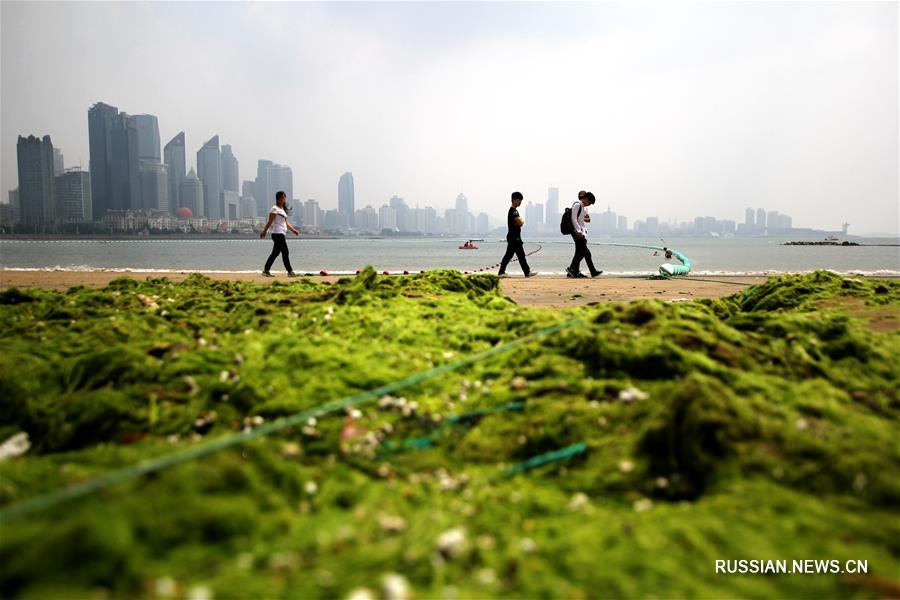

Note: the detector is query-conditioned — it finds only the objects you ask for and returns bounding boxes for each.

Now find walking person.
[566,191,602,278]
[260,191,300,277]
[498,191,536,278]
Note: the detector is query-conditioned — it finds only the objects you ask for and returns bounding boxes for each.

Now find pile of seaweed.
[1,269,898,599]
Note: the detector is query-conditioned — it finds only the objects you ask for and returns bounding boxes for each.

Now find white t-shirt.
[269,205,288,235]
[571,201,588,236]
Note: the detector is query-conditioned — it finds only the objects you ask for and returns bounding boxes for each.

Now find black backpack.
[560,207,574,235]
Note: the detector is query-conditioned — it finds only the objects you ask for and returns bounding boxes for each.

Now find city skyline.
[1,2,896,234]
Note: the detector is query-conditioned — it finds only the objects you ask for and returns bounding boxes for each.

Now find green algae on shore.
[0,269,898,598]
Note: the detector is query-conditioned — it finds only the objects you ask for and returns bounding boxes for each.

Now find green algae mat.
[1,269,898,599]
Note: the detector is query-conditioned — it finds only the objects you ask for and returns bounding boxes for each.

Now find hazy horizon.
[2,1,897,234]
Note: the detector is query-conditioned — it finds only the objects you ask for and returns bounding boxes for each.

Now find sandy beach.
[0,269,767,308]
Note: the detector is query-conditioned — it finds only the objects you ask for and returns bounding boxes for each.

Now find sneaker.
[261,271,274,277]
[287,272,300,278]
[498,272,509,278]
[591,270,604,278]
[524,271,538,278]
[566,268,587,279]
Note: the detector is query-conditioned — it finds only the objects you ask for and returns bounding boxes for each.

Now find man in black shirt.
[498,191,535,277]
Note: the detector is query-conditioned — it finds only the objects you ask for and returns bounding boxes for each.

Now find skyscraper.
[338,172,355,216]
[756,208,767,231]
[745,207,755,227]
[179,168,203,217]
[546,186,559,224]
[221,145,239,192]
[164,132,186,213]
[197,135,222,219]
[16,135,56,225]
[55,169,92,222]
[455,193,468,213]
[53,148,64,175]
[88,102,140,219]
[139,160,168,212]
[133,114,161,161]
[254,160,274,216]
[267,164,292,208]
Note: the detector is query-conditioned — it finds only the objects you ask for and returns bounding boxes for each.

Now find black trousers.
[499,237,530,275]
[569,234,598,275]
[264,233,294,273]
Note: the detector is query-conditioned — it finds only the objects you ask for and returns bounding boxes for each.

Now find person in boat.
[566,191,602,278]
[498,191,535,278]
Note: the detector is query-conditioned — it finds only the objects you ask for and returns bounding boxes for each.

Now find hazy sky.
[2,1,897,234]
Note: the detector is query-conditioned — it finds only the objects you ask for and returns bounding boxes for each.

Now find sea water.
[1,236,898,276]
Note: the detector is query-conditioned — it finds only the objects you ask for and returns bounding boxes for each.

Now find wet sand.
[0,269,768,308]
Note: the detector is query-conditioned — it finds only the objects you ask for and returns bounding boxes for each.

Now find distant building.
[223,190,240,220]
[756,208,767,231]
[139,160,168,212]
[55,169,92,222]
[477,212,490,234]
[179,167,204,216]
[617,215,628,232]
[16,135,56,225]
[303,199,321,228]
[645,216,659,234]
[745,207,755,228]
[525,202,544,233]
[88,102,141,218]
[390,195,413,231]
[253,160,293,216]
[355,205,378,231]
[133,114,161,161]
[164,132,186,214]
[379,204,397,230]
[53,148,64,175]
[197,135,222,219]
[4,188,20,225]
[546,186,559,224]
[221,144,239,192]
[597,206,617,234]
[339,172,355,216]
[240,196,256,220]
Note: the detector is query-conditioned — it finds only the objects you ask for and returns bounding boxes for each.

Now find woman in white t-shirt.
[260,191,300,277]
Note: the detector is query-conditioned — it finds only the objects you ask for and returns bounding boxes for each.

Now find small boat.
[459,240,478,250]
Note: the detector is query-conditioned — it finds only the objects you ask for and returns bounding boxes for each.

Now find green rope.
[378,401,525,456]
[0,317,583,522]
[500,442,588,478]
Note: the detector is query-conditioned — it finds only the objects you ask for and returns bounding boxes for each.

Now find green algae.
[0,268,898,598]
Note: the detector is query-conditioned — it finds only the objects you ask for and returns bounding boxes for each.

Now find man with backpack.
[562,191,602,278]
[498,191,536,278]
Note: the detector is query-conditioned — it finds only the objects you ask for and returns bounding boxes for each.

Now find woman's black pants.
[264,233,293,273]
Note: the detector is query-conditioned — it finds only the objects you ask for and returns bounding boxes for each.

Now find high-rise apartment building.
[133,114,161,161]
[16,135,56,225]
[338,172,355,216]
[53,148,64,175]
[54,169,92,222]
[88,102,140,219]
[221,145,239,192]
[179,168,204,217]
[139,160,168,212]
[164,132,186,213]
[197,135,222,219]
[546,186,559,224]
